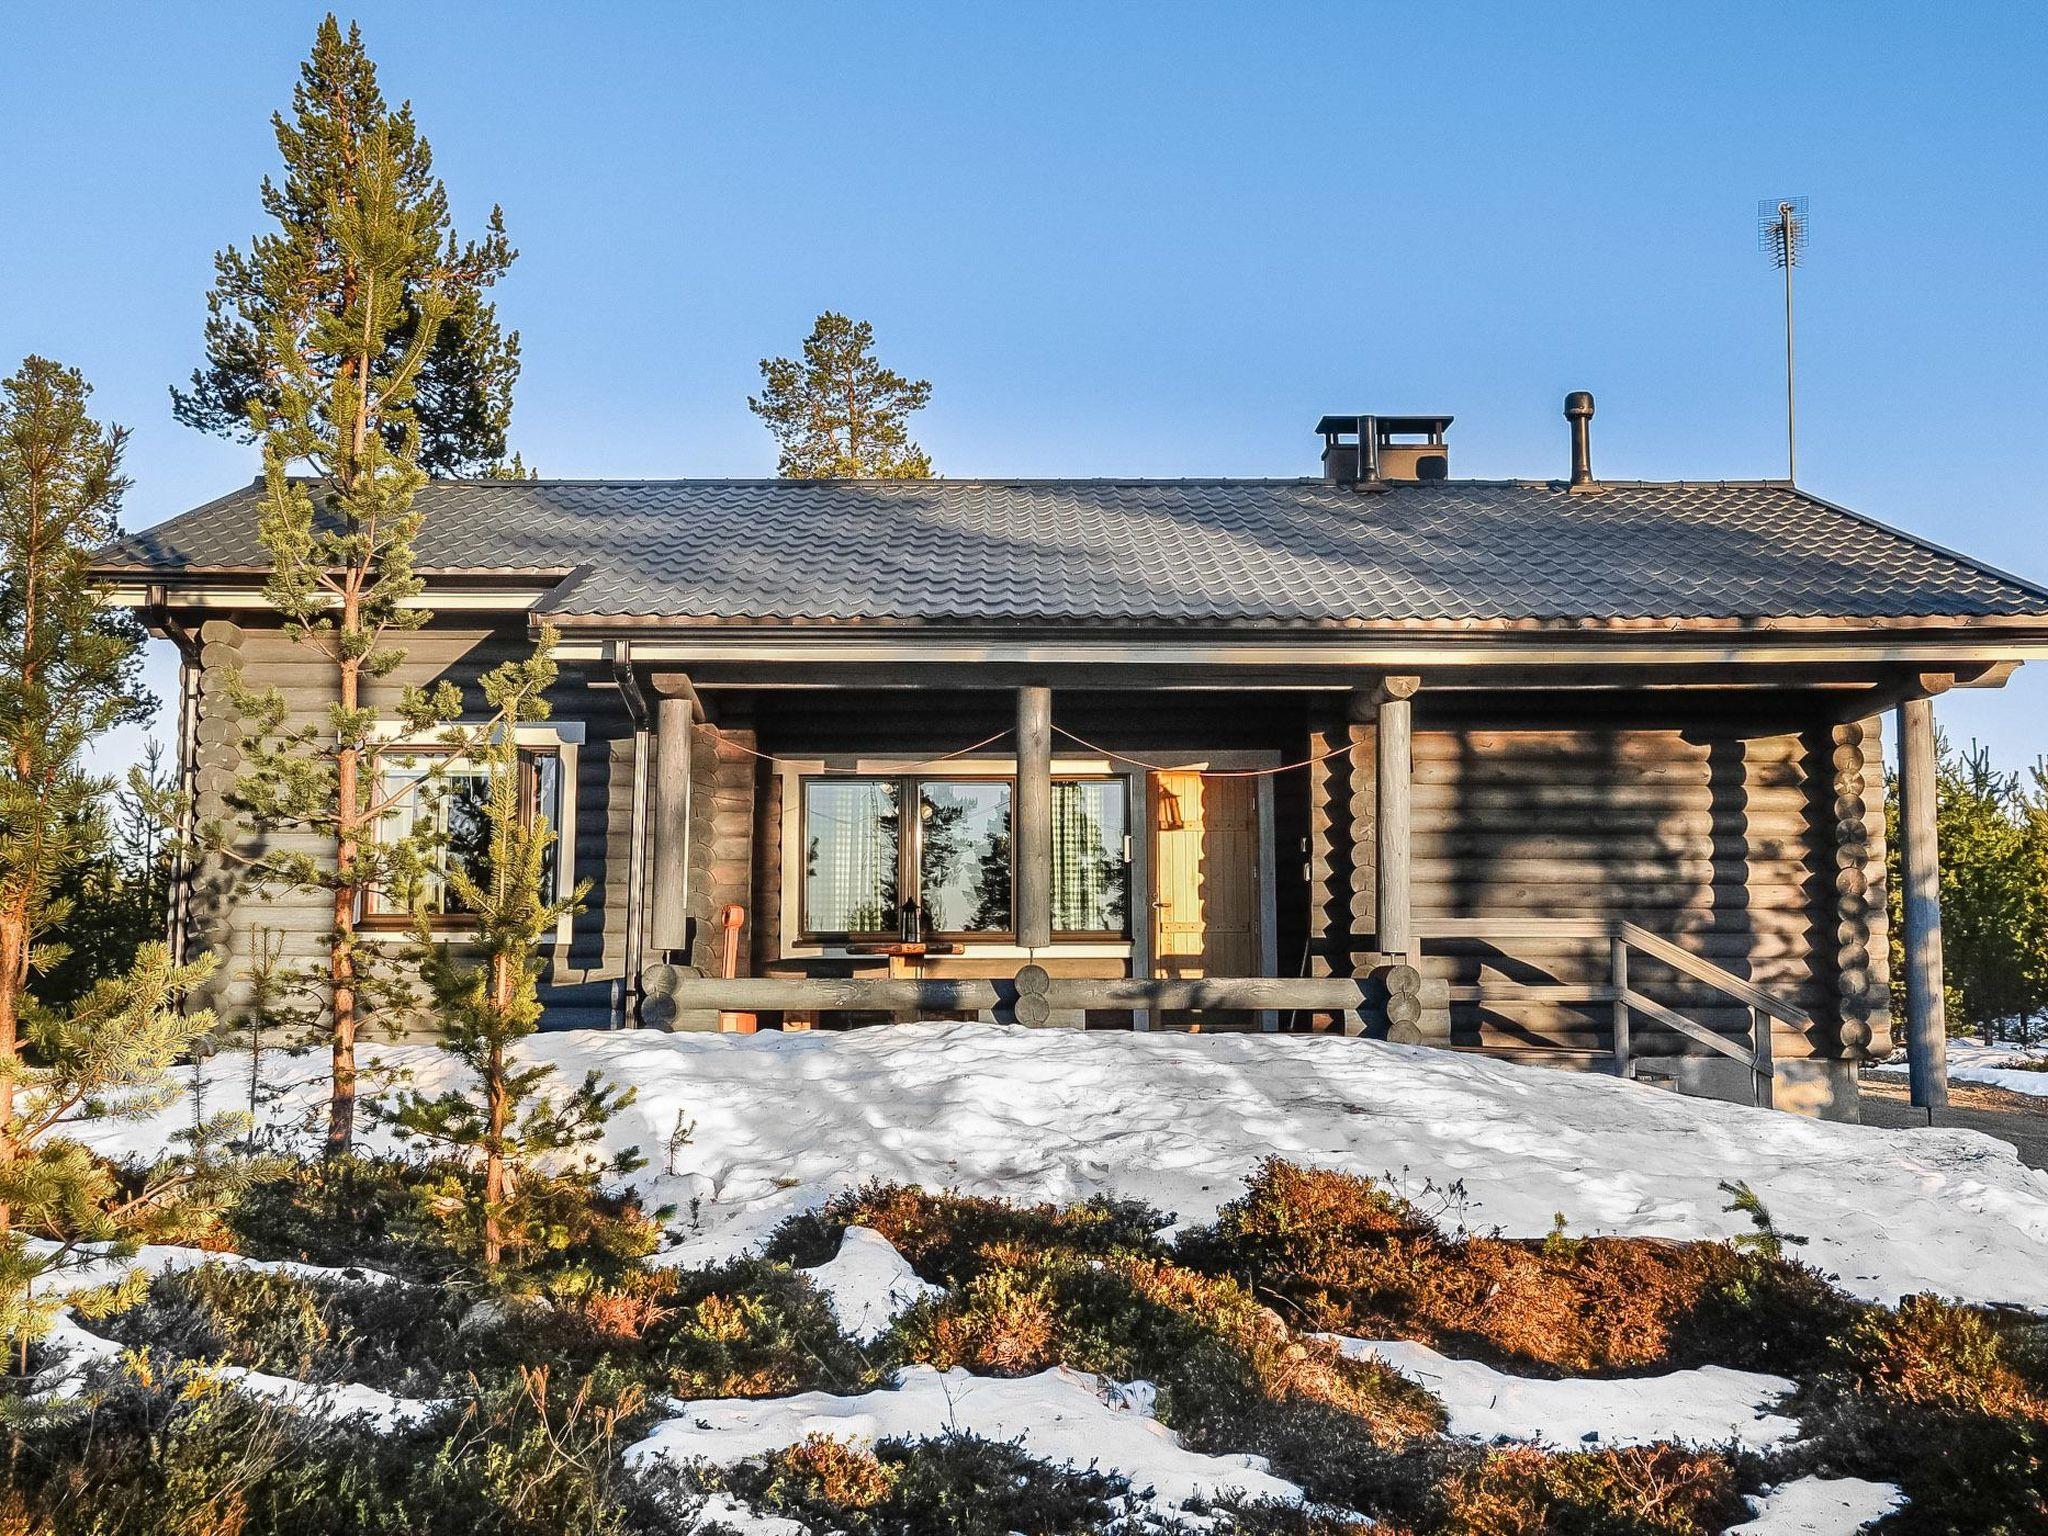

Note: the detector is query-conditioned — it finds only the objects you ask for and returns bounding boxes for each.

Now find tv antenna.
[1758,197,1808,482]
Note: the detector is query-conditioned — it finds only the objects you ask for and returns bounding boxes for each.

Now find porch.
[612,667,1942,1118]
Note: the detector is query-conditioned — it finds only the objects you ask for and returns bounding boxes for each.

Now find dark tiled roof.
[99,477,2048,627]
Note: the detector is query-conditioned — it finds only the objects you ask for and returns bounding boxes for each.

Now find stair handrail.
[1418,916,1796,1108]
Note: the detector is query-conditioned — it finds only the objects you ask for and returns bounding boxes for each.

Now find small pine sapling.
[389,631,637,1271]
[1719,1179,1809,1260]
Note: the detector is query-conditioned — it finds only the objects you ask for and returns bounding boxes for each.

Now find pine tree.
[0,358,231,1355]
[198,17,517,1153]
[172,16,521,479]
[389,629,631,1271]
[749,312,934,478]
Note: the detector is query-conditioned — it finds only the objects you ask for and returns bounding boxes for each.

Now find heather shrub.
[768,1182,1171,1285]
[1439,1443,1741,1536]
[96,1254,877,1404]
[715,1430,1149,1535]
[1180,1159,1851,1377]
[652,1256,879,1399]
[0,1358,675,1536]
[226,1152,660,1284]
[1786,1293,2048,1533]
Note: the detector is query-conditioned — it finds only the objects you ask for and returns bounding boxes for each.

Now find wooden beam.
[649,689,695,958]
[669,974,1390,1014]
[1016,685,1053,950]
[647,671,710,721]
[1897,695,1949,1112]
[1375,676,1418,957]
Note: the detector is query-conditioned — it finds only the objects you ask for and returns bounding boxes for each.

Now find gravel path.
[1860,1073,2048,1170]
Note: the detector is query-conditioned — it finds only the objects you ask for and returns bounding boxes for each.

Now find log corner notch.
[1350,676,1444,1044]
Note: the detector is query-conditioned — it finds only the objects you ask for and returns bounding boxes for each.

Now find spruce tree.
[749,312,934,478]
[0,358,230,1354]
[389,630,631,1271]
[172,16,521,478]
[198,17,517,1153]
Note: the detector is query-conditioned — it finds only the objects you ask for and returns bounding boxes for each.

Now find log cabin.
[97,396,2048,1120]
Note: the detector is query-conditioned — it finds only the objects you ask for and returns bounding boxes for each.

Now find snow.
[77,1023,2048,1308]
[206,1362,445,1430]
[1727,1476,1905,1534]
[34,1305,442,1428]
[1873,1039,2048,1098]
[27,1237,402,1300]
[797,1226,941,1343]
[683,1495,806,1536]
[626,1363,1301,1512]
[33,1310,127,1397]
[1326,1337,1799,1449]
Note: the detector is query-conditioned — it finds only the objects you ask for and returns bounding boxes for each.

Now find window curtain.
[805,780,899,933]
[1051,780,1128,933]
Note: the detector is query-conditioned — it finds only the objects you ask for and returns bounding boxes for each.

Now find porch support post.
[1016,685,1053,951]
[1896,694,1949,1115]
[650,685,698,961]
[1374,676,1420,959]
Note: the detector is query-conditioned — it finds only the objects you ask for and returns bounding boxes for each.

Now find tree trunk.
[0,900,25,1239]
[483,1029,509,1269]
[327,637,362,1157]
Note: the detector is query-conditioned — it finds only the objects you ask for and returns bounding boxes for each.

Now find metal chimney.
[1564,392,1595,487]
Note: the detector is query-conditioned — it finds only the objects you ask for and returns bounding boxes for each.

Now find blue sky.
[3,2,2044,774]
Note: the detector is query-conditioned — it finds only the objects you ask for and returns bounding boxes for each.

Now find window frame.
[357,722,582,946]
[795,770,1131,946]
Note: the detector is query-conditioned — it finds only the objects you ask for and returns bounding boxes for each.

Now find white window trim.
[369,720,584,948]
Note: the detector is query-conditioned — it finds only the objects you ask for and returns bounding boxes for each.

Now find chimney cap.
[1316,413,1454,438]
[1564,390,1595,420]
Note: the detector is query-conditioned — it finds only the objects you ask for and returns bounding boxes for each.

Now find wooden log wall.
[1832,716,1894,1057]
[683,716,758,975]
[175,617,637,1031]
[1303,703,1376,979]
[1401,718,1852,1058]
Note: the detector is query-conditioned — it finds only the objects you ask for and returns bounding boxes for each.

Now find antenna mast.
[1758,197,1808,482]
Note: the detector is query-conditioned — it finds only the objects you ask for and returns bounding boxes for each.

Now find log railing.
[655,966,1403,1034]
[1418,917,1802,1107]
[658,918,1801,1109]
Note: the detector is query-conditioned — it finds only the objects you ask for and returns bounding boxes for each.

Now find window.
[1052,779,1129,936]
[802,779,900,935]
[918,780,1011,933]
[799,773,1129,942]
[365,748,564,925]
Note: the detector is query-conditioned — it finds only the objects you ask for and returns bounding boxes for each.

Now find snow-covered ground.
[626,1364,1302,1512]
[1727,1476,1904,1535]
[62,1021,2005,1532]
[798,1226,942,1344]
[84,1022,2048,1309]
[1871,1038,2048,1099]
[1325,1337,1799,1449]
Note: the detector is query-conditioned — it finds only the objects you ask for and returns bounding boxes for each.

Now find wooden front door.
[1150,771,1258,1025]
